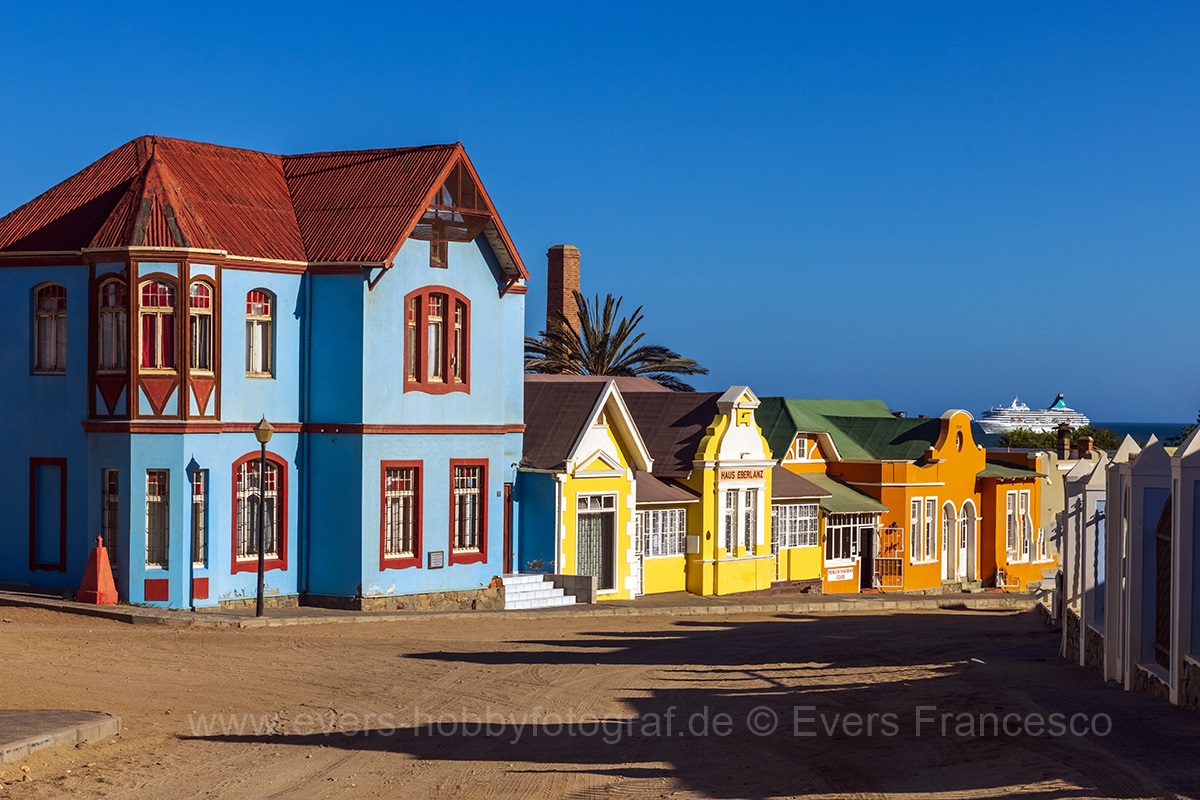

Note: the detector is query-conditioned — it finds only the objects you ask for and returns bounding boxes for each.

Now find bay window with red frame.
[404,287,469,393]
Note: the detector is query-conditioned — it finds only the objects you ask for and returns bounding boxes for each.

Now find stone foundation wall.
[1178,657,1200,712]
[1064,608,1081,663]
[218,595,300,610]
[1084,626,1105,674]
[305,586,506,613]
[1131,663,1171,701]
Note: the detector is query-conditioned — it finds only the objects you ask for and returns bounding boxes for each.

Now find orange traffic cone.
[77,536,118,605]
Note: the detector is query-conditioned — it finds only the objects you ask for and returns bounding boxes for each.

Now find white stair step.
[508,595,577,610]
[505,587,566,601]
[501,573,550,587]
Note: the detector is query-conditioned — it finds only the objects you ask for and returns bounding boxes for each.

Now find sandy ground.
[0,606,1197,799]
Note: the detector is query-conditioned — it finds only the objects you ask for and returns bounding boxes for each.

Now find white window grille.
[384,466,419,558]
[427,294,445,381]
[452,465,483,550]
[191,470,207,566]
[236,459,279,559]
[637,508,687,557]
[1006,491,1018,556]
[743,489,759,552]
[825,513,870,564]
[772,503,819,549]
[723,489,738,553]
[145,470,169,567]
[910,498,922,562]
[924,498,937,563]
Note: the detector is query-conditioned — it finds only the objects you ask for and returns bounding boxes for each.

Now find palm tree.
[525,291,708,391]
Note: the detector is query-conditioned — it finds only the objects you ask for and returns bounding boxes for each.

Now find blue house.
[0,135,527,610]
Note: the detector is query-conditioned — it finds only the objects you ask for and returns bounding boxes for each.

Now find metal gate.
[874,524,905,590]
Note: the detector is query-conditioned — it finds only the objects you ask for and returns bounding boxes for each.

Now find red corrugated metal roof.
[0,136,527,277]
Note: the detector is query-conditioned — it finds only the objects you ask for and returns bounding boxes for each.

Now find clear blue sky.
[2,1,1197,421]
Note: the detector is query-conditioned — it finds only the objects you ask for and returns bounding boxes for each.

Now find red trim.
[403,286,470,395]
[503,283,528,295]
[144,579,170,602]
[80,421,522,435]
[192,577,209,600]
[448,459,488,566]
[380,460,422,570]
[28,458,68,572]
[229,450,290,574]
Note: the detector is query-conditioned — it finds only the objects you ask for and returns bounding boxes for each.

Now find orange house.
[978,453,1054,590]
[758,398,1049,593]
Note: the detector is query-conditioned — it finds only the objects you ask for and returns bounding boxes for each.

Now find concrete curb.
[0,711,121,764]
[0,591,1036,629]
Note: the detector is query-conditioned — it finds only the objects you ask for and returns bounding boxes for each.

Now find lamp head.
[253,416,274,444]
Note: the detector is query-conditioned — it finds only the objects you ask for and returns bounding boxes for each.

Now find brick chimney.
[1057,423,1072,459]
[546,244,581,332]
[1076,436,1094,459]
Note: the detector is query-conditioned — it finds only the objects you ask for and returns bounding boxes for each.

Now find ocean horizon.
[973,421,1190,448]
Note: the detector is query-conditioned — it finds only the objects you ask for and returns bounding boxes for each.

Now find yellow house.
[624,386,779,596]
[519,376,653,600]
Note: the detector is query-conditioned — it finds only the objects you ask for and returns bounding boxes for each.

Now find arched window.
[189,282,214,371]
[232,452,288,573]
[139,281,176,370]
[404,287,470,393]
[245,289,273,377]
[97,280,128,371]
[34,283,67,373]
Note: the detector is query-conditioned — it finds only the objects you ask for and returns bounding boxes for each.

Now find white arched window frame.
[189,281,214,372]
[245,289,274,377]
[97,279,128,371]
[34,283,67,373]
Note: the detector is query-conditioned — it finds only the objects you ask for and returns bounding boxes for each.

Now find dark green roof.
[802,473,889,514]
[978,460,1046,480]
[758,397,942,461]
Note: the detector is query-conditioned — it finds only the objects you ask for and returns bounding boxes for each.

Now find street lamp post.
[253,416,274,617]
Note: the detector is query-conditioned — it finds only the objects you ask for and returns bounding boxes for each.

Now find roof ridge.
[281,142,461,160]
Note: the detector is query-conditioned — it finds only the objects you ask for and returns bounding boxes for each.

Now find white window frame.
[723,488,738,553]
[145,470,169,568]
[34,283,67,374]
[245,289,274,377]
[909,496,940,564]
[1017,489,1032,563]
[1006,490,1018,559]
[824,513,866,566]
[637,508,687,558]
[772,503,819,549]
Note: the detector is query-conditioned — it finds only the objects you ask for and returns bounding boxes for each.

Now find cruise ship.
[978,394,1090,435]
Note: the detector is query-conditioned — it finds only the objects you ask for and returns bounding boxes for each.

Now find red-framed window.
[449,459,487,565]
[189,281,214,372]
[380,461,422,570]
[230,451,289,574]
[403,286,469,394]
[145,469,170,568]
[97,279,128,372]
[29,458,67,572]
[139,280,177,370]
[33,283,67,374]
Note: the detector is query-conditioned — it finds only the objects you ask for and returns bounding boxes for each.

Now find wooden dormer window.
[139,281,176,370]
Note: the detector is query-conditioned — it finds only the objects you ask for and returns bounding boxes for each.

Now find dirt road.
[0,606,1196,799]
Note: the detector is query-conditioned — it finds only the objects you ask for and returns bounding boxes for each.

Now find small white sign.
[428,551,445,569]
[827,566,855,582]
